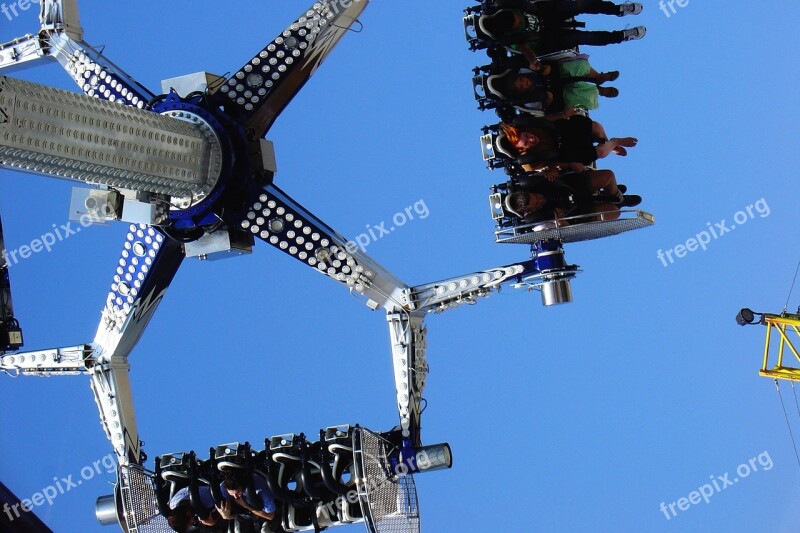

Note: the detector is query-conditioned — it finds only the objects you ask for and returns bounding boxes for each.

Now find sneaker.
[619,195,642,208]
[618,2,643,16]
[622,26,647,41]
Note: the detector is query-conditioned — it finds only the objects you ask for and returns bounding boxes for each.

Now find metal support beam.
[410,259,543,314]
[759,313,800,382]
[244,185,411,312]
[0,344,91,376]
[0,75,219,198]
[90,357,142,466]
[387,312,427,447]
[216,0,371,136]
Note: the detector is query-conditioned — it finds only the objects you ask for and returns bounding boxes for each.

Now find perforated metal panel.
[118,466,171,533]
[0,75,218,197]
[495,210,654,245]
[353,428,420,533]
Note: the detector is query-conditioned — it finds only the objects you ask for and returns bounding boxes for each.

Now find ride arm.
[89,226,185,466]
[0,344,140,464]
[212,0,370,136]
[0,0,154,105]
[0,75,218,198]
[386,312,427,448]
[409,259,540,314]
[239,184,411,312]
[0,0,81,73]
[0,344,93,376]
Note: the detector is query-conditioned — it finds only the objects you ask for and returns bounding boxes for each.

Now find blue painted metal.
[532,240,567,272]
[149,92,249,231]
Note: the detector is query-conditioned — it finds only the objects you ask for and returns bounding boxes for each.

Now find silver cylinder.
[416,443,453,473]
[541,279,573,306]
[95,494,119,526]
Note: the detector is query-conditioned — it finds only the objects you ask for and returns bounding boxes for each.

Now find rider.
[478,1,645,70]
[217,469,280,533]
[503,169,641,224]
[167,485,223,533]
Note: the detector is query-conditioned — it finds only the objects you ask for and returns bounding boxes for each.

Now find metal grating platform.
[495,210,654,245]
[119,465,171,533]
[354,428,420,533]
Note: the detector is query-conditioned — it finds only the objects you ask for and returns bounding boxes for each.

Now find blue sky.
[1,0,799,531]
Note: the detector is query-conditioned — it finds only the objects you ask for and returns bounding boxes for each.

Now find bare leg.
[595,137,638,159]
[591,121,608,141]
[588,169,619,196]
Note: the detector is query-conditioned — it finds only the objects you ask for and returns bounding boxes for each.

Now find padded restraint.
[486,70,512,100]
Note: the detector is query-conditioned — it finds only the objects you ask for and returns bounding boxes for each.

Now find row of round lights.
[220,4,335,111]
[105,225,165,323]
[241,192,375,292]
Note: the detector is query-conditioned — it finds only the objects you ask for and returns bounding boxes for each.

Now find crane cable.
[782,259,800,314]
[774,379,800,468]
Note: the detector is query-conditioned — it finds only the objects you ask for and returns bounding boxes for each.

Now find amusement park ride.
[0,1,653,531]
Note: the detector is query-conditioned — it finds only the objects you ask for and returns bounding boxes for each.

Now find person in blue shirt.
[217,470,279,532]
[167,485,222,532]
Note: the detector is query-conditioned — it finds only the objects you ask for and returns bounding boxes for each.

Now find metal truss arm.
[0,344,92,376]
[241,184,411,312]
[87,226,184,465]
[90,356,142,465]
[387,312,427,447]
[0,0,82,74]
[410,260,542,314]
[0,35,50,74]
[0,343,142,464]
[214,0,370,136]
[39,0,83,37]
[93,225,184,361]
[0,0,154,105]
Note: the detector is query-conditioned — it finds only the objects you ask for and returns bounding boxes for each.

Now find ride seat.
[269,436,317,531]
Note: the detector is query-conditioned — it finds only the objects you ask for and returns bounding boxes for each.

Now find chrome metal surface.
[0,76,217,197]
